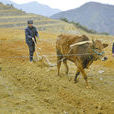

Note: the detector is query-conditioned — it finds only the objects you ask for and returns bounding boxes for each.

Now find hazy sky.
[11,0,114,10]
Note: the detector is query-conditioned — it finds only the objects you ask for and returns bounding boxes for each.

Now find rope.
[0,52,111,59]
[0,39,56,42]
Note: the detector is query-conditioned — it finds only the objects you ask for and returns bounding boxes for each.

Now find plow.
[33,38,56,67]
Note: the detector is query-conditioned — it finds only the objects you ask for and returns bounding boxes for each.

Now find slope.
[51,2,114,35]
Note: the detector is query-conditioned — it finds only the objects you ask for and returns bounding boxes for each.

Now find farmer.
[112,42,114,57]
[25,20,39,62]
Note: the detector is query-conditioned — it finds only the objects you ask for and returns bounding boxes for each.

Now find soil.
[0,29,114,114]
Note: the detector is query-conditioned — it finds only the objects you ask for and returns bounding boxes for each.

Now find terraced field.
[0,3,80,33]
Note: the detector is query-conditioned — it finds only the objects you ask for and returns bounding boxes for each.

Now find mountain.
[0,0,12,4]
[0,0,61,17]
[51,2,114,35]
[13,2,61,17]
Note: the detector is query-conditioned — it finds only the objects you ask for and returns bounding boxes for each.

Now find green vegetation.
[100,32,109,35]
[6,4,14,8]
[60,18,109,35]
[60,18,69,23]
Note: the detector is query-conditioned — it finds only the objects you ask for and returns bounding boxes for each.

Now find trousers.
[27,42,35,61]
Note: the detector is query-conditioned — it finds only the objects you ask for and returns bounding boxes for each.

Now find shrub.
[60,18,69,22]
[60,18,109,35]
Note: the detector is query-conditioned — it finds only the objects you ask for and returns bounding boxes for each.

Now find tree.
[60,18,68,22]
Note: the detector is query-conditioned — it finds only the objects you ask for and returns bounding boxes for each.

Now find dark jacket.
[25,26,39,45]
[112,43,114,54]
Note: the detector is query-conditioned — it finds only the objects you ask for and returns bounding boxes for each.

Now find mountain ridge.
[0,0,61,17]
[51,2,114,35]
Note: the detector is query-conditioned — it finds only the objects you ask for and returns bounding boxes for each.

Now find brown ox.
[56,34,108,88]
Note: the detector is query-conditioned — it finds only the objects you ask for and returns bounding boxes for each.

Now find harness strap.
[92,49,104,56]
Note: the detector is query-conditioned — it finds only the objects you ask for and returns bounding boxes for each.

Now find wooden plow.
[33,38,56,67]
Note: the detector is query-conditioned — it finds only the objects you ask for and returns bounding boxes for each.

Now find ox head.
[92,40,108,61]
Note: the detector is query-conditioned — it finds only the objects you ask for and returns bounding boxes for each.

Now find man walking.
[25,20,39,62]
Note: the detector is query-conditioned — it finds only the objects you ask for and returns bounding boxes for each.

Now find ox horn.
[70,41,92,48]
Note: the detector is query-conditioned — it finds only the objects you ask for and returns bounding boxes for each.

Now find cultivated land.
[0,2,114,114]
[0,28,114,114]
[0,3,80,34]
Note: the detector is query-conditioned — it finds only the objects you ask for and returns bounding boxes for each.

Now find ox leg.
[57,58,62,76]
[75,60,89,88]
[74,69,80,83]
[63,59,69,75]
[56,49,63,76]
[80,68,89,88]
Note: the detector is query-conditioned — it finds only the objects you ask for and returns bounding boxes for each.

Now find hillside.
[0,0,61,17]
[0,3,79,34]
[51,2,114,35]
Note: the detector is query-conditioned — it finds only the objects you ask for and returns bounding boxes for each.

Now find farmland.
[0,28,114,113]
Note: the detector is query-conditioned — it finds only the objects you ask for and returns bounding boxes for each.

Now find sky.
[11,0,114,11]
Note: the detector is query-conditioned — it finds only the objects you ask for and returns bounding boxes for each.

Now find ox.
[56,34,108,88]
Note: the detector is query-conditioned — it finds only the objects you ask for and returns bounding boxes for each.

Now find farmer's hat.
[28,20,33,24]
